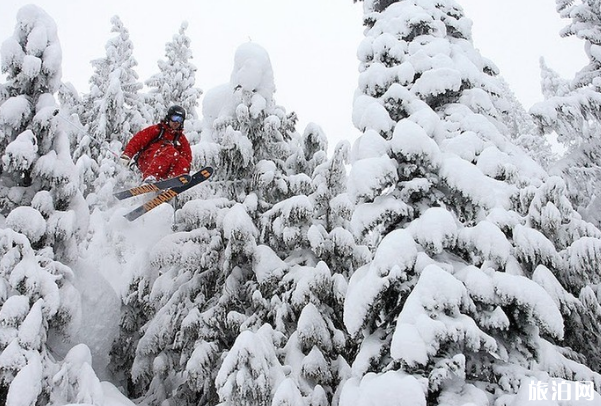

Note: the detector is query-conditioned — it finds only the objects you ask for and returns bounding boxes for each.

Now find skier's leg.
[142,146,178,180]
[166,151,191,178]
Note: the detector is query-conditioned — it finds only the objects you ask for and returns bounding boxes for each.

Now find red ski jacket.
[123,122,192,177]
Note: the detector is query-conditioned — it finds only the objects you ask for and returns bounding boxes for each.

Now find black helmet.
[166,105,186,121]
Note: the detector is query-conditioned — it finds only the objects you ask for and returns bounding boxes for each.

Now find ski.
[114,174,191,200]
[124,167,214,221]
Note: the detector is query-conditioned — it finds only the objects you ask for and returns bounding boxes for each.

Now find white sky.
[0,0,588,151]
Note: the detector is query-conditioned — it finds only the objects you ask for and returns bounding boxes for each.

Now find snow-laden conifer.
[342,1,601,404]
[260,133,367,405]
[0,228,86,405]
[0,4,89,263]
[530,0,601,226]
[80,16,147,160]
[557,0,601,88]
[145,22,202,127]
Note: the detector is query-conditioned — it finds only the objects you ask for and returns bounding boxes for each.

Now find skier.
[120,105,192,182]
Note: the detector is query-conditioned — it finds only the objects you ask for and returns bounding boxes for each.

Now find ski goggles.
[170,115,184,123]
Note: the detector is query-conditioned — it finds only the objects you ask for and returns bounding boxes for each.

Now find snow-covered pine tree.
[305,137,370,275]
[0,229,83,405]
[57,82,85,153]
[0,4,88,264]
[258,134,372,405]
[495,77,555,169]
[83,15,148,148]
[342,1,601,404]
[0,4,62,187]
[145,22,202,130]
[529,0,601,226]
[195,41,298,202]
[556,0,601,89]
[57,83,101,197]
[0,7,103,404]
[539,57,571,99]
[200,46,368,405]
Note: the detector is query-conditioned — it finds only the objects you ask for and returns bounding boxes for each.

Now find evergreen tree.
[53,82,105,199]
[81,16,148,157]
[556,0,601,89]
[530,0,601,226]
[341,1,601,405]
[145,22,202,127]
[0,4,88,263]
[496,77,555,169]
[0,7,100,405]
[0,4,62,186]
[539,57,571,99]
[263,137,369,405]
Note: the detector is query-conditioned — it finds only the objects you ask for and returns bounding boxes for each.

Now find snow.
[408,207,457,255]
[512,224,560,268]
[350,194,410,237]
[339,371,426,406]
[62,261,121,381]
[99,382,136,406]
[5,206,46,243]
[440,154,516,210]
[390,265,497,367]
[185,341,218,391]
[286,264,333,309]
[458,220,512,265]
[412,67,463,98]
[9,258,61,318]
[389,118,441,166]
[21,55,41,78]
[493,271,564,339]
[215,325,285,404]
[254,244,286,284]
[349,129,388,162]
[6,353,43,406]
[272,377,304,406]
[0,339,27,375]
[17,299,44,350]
[0,295,30,327]
[564,237,601,283]
[301,347,331,382]
[0,96,31,128]
[297,302,332,351]
[2,130,38,172]
[454,266,497,304]
[223,203,258,242]
[345,229,417,336]
[230,42,276,101]
[51,344,104,405]
[352,95,395,134]
[357,63,396,98]
[11,4,62,92]
[347,156,398,201]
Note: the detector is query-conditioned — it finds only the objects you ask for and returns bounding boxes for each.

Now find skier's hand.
[120,154,133,168]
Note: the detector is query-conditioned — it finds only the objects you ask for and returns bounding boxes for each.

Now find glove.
[120,154,133,168]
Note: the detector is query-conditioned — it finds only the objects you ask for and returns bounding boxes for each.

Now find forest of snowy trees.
[1,0,601,405]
